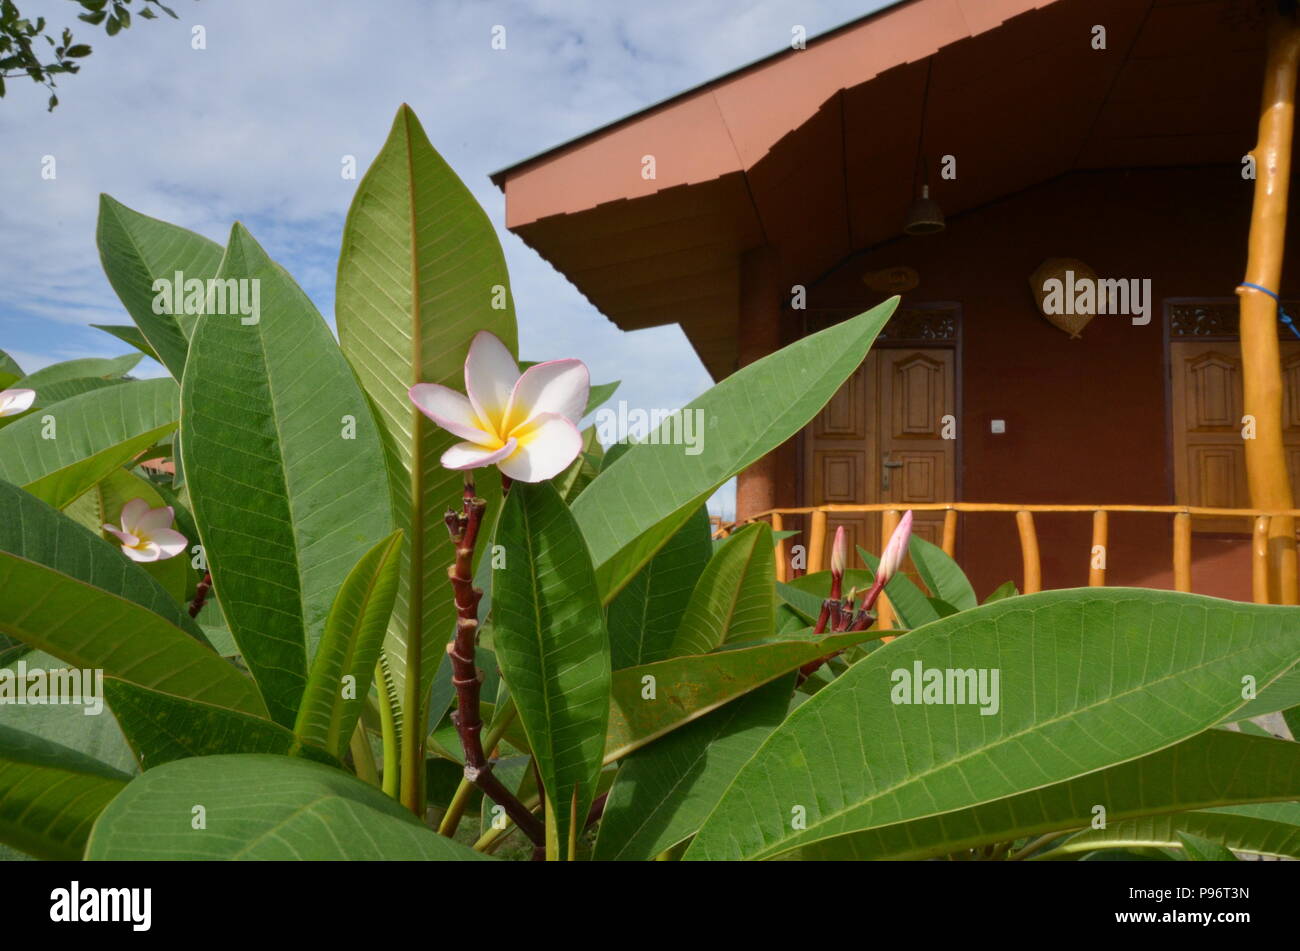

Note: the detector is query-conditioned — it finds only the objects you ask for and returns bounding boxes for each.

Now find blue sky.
[0,0,892,517]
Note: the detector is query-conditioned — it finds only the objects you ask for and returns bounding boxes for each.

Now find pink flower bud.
[830,525,847,580]
[877,510,914,584]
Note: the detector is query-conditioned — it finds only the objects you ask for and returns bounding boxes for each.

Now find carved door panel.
[1171,340,1300,532]
[805,349,956,568]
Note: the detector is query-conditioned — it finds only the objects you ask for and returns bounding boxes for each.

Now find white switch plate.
[991,419,1006,434]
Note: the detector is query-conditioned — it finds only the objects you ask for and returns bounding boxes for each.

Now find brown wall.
[801,167,1300,601]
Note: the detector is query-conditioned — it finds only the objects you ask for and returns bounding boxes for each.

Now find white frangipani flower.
[103,498,188,563]
[409,331,589,483]
[0,388,35,418]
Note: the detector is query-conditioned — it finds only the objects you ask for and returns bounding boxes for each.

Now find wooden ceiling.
[493,0,1269,379]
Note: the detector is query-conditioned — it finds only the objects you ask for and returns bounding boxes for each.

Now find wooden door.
[877,349,956,548]
[805,348,956,567]
[1171,340,1300,532]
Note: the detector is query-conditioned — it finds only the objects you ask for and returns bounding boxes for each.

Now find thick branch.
[445,477,545,846]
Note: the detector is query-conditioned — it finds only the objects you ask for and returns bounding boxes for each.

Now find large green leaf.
[85,754,489,860]
[335,104,518,729]
[0,480,264,717]
[908,534,976,610]
[669,522,775,657]
[688,588,1300,860]
[572,298,897,603]
[104,679,336,770]
[595,674,794,861]
[607,505,712,669]
[1046,803,1300,861]
[0,725,130,860]
[785,730,1300,860]
[96,194,225,379]
[181,223,393,728]
[492,481,609,859]
[15,353,141,389]
[295,530,404,759]
[0,378,178,509]
[604,629,875,763]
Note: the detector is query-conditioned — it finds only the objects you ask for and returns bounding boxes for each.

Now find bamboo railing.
[716,502,1300,610]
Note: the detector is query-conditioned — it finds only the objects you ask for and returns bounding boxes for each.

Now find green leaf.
[0,349,23,379]
[1228,666,1300,722]
[595,674,794,861]
[15,352,141,389]
[1176,830,1240,861]
[856,547,940,629]
[908,534,976,609]
[181,223,394,728]
[687,588,1300,860]
[28,375,125,408]
[492,481,610,859]
[573,298,897,603]
[85,754,489,860]
[103,679,336,770]
[584,380,620,416]
[0,479,265,717]
[607,505,712,668]
[555,427,603,502]
[669,522,774,656]
[97,194,224,379]
[604,629,875,763]
[335,103,518,726]
[0,377,178,510]
[90,323,162,362]
[0,725,130,860]
[295,530,404,759]
[1,650,138,775]
[786,729,1300,860]
[1048,804,1300,861]
[983,580,1019,604]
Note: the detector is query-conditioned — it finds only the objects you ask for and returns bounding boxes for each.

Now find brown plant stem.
[445,476,545,847]
[188,571,212,618]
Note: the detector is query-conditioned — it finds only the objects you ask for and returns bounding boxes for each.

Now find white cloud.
[1,0,890,516]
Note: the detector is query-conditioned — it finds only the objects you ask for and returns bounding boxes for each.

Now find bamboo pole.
[877,509,900,632]
[1253,514,1272,604]
[807,509,827,574]
[941,509,958,557]
[1089,510,1108,587]
[1016,511,1041,594]
[1173,512,1193,593]
[771,512,787,583]
[1238,9,1300,604]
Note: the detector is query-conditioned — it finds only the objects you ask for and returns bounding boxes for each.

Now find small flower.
[103,498,187,563]
[829,525,847,600]
[409,331,589,483]
[877,510,914,585]
[0,388,35,417]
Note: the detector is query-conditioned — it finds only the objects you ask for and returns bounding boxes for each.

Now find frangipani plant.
[1,105,1299,864]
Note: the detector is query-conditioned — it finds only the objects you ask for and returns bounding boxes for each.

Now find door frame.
[796,301,963,559]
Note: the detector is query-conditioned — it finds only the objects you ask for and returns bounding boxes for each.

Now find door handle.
[882,453,904,489]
